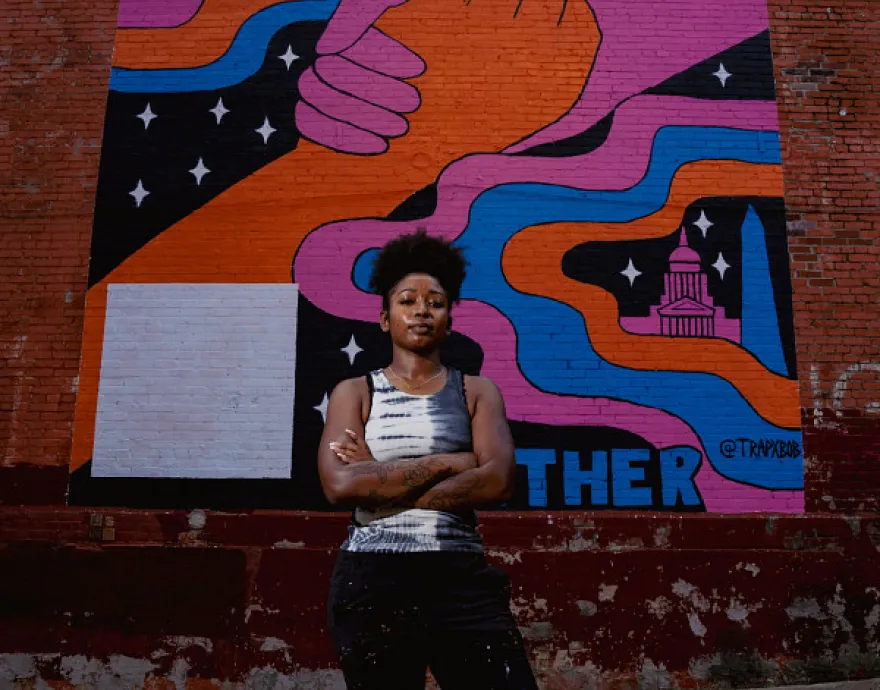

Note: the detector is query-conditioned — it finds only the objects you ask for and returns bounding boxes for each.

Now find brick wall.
[1,0,117,502]
[1,0,879,687]
[769,0,880,512]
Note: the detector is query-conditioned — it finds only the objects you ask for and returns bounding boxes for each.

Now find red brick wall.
[1,0,117,502]
[769,0,880,512]
[1,0,879,687]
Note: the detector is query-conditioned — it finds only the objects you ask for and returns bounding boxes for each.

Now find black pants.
[328,550,538,690]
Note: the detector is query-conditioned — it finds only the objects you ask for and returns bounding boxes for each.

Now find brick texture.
[1,0,117,492]
[769,0,880,512]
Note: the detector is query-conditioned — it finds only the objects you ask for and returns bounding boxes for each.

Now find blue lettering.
[611,449,652,506]
[515,449,555,507]
[564,450,608,506]
[659,446,701,506]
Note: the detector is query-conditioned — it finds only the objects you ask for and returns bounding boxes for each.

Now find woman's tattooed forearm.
[343,457,448,490]
[401,458,446,487]
[421,475,485,511]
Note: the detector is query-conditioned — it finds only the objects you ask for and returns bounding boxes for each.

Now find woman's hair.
[369,229,468,311]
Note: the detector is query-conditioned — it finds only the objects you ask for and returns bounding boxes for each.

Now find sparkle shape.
[209,97,230,124]
[713,62,732,87]
[341,335,363,366]
[621,258,642,286]
[129,179,150,208]
[256,116,276,144]
[314,392,329,423]
[693,209,714,238]
[712,252,731,279]
[279,45,300,70]
[188,157,211,185]
[136,102,157,130]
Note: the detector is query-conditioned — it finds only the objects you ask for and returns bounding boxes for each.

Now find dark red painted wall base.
[2,509,879,688]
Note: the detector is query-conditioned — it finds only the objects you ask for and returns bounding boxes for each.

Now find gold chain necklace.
[386,365,446,391]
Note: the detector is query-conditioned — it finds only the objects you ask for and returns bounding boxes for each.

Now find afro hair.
[369,229,468,310]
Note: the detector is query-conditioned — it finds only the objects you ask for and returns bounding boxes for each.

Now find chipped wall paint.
[1,511,879,688]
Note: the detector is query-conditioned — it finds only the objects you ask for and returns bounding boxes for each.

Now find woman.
[318,230,538,690]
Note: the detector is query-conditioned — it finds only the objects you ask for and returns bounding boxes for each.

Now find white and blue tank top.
[342,368,484,553]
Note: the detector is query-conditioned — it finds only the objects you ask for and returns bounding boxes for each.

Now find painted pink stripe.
[293,95,797,512]
[299,67,408,138]
[432,97,778,236]
[117,0,203,28]
[317,0,407,55]
[508,0,770,152]
[341,28,426,79]
[315,56,420,113]
[295,101,388,154]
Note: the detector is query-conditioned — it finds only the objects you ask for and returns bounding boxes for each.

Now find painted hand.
[296,0,425,154]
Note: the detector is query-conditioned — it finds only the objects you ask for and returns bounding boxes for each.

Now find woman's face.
[381,273,451,354]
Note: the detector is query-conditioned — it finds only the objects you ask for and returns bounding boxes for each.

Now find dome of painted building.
[669,227,700,265]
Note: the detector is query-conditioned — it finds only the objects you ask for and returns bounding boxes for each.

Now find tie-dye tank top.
[342,368,484,553]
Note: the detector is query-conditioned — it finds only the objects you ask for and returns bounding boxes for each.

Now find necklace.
[386,365,446,391]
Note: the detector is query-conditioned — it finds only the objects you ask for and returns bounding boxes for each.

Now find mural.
[69,0,804,512]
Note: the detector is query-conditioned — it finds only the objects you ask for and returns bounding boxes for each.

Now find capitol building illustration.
[619,228,741,343]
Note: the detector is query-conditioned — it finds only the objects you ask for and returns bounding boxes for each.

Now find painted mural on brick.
[69,0,804,512]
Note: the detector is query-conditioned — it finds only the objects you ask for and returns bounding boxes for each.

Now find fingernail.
[329,442,338,448]
[345,429,356,435]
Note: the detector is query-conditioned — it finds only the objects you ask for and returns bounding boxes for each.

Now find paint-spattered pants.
[328,550,539,690]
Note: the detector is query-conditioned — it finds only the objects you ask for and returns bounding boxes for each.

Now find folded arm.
[413,376,516,511]
[318,378,476,509]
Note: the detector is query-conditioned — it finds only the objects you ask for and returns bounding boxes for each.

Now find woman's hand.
[330,428,374,463]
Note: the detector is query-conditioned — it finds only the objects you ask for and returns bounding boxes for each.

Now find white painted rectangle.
[92,283,298,478]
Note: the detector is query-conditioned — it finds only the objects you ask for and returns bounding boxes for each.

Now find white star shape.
[693,210,714,238]
[713,62,732,87]
[712,252,731,279]
[189,157,210,185]
[256,116,277,144]
[314,393,329,423]
[621,258,642,286]
[129,179,150,208]
[279,45,300,70]
[209,97,230,125]
[341,335,363,366]
[136,103,157,130]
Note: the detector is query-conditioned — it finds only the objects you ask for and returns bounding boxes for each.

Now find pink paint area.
[317,0,408,55]
[292,95,798,512]
[620,228,742,343]
[116,0,203,28]
[508,0,771,152]
[295,101,388,155]
[341,28,425,79]
[299,67,409,138]
[315,56,420,113]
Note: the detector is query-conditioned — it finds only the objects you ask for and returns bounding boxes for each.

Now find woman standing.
[318,230,538,690]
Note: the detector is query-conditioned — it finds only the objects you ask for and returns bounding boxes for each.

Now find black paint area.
[560,197,797,379]
[385,184,439,222]
[87,21,327,287]
[646,31,776,101]
[516,112,614,158]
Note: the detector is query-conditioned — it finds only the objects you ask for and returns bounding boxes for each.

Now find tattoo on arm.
[342,457,451,506]
[421,475,485,511]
